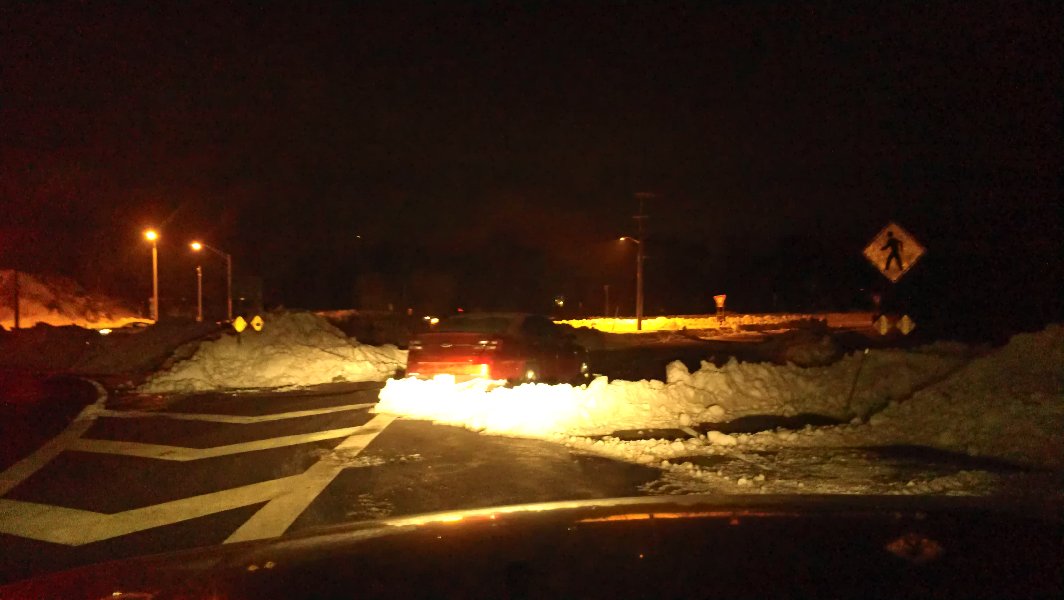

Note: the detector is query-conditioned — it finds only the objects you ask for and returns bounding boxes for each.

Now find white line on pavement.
[95,402,377,424]
[0,380,107,497]
[224,414,397,543]
[0,474,302,546]
[0,417,397,545]
[67,426,369,461]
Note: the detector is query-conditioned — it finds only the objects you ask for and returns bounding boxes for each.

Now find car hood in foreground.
[3,494,1060,599]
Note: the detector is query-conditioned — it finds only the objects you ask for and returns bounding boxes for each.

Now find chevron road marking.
[0,416,396,545]
[95,402,376,424]
[0,475,301,546]
[225,413,397,543]
[67,426,366,461]
[0,380,108,497]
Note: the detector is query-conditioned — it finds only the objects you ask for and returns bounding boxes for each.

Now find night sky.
[2,2,1060,338]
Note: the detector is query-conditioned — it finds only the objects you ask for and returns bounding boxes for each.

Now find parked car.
[406,313,590,384]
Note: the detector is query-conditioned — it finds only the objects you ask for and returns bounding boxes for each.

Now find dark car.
[406,313,590,384]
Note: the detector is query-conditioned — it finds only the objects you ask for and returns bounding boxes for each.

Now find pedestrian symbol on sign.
[863,222,925,283]
[882,231,904,272]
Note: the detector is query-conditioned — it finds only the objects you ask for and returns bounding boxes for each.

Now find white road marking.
[225,414,397,543]
[0,474,302,546]
[0,380,107,497]
[67,426,369,461]
[0,416,397,545]
[95,402,376,424]
[0,380,396,546]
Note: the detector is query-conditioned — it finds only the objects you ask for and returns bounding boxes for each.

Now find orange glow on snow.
[376,375,607,437]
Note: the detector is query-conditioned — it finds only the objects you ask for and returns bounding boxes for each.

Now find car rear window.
[436,316,515,334]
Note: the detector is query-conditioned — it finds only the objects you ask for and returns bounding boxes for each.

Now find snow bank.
[746,325,1064,468]
[139,312,406,392]
[380,325,1063,474]
[0,271,148,330]
[556,313,815,333]
[376,345,967,437]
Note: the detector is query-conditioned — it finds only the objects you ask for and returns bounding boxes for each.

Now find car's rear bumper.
[406,360,526,381]
[407,361,492,380]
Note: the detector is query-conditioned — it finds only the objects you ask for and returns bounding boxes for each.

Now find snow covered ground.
[0,271,149,330]
[139,312,407,392]
[377,325,1063,495]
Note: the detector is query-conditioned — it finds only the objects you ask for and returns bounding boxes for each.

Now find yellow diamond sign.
[863,222,925,283]
[232,316,247,333]
[874,315,892,336]
[897,314,916,336]
[250,315,264,332]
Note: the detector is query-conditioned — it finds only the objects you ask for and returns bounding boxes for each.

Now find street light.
[195,265,203,322]
[144,229,159,321]
[619,236,645,330]
[190,241,233,321]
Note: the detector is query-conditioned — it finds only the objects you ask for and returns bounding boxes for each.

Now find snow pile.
[556,313,815,333]
[139,312,406,392]
[751,325,1064,468]
[376,346,967,437]
[0,271,148,330]
[670,347,966,420]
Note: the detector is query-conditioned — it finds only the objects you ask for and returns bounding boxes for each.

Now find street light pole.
[195,265,203,322]
[145,230,159,321]
[635,236,644,330]
[225,252,233,322]
[191,241,233,321]
[618,236,644,329]
[633,192,652,331]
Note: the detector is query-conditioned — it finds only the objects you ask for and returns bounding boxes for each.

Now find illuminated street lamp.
[618,236,645,330]
[190,241,233,321]
[144,229,159,321]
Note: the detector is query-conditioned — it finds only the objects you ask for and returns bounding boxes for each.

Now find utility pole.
[225,253,233,322]
[12,270,19,330]
[604,284,610,317]
[633,192,652,330]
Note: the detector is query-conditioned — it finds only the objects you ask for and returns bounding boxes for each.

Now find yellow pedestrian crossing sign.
[250,315,264,332]
[232,316,248,333]
[863,222,925,283]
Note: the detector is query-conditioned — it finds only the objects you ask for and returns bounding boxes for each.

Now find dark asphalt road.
[0,381,660,584]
